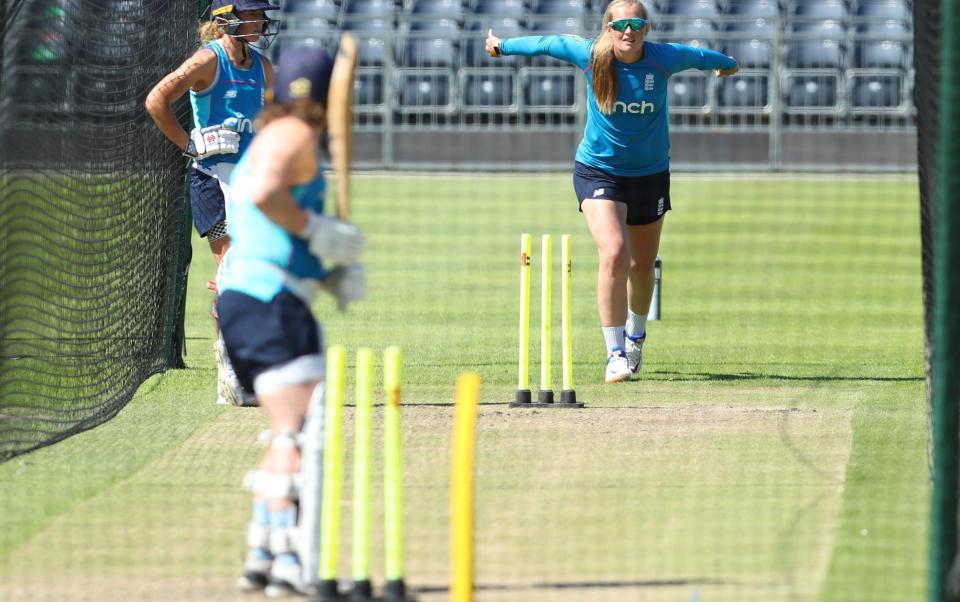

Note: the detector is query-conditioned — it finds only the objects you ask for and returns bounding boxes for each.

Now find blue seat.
[472,0,525,18]
[723,38,772,68]
[849,74,902,109]
[341,19,388,64]
[462,72,515,106]
[717,74,768,107]
[663,0,719,17]
[724,16,775,38]
[784,74,838,108]
[666,18,718,48]
[463,18,523,65]
[408,18,461,36]
[410,0,464,19]
[523,72,576,106]
[400,37,459,67]
[791,0,848,20]
[854,39,906,67]
[533,0,587,17]
[282,16,338,35]
[725,0,778,18]
[528,17,584,34]
[667,74,708,109]
[354,71,384,105]
[344,0,394,17]
[854,0,910,20]
[285,0,341,19]
[397,71,453,107]
[785,38,844,67]
[856,17,910,33]
[11,68,66,104]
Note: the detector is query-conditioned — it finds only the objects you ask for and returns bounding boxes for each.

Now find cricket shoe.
[625,333,645,374]
[236,553,271,592]
[264,560,310,598]
[605,348,631,383]
[214,338,257,407]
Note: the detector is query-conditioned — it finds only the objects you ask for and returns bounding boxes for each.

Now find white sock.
[626,310,647,341]
[602,326,625,355]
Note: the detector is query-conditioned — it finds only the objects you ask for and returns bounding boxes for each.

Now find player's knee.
[598,242,630,277]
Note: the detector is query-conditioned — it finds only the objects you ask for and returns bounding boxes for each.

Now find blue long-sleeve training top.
[499,35,737,176]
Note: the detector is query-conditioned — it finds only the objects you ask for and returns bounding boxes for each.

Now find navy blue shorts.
[573,162,671,226]
[218,291,324,394]
[189,168,227,238]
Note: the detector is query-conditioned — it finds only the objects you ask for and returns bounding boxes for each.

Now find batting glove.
[184,123,240,160]
[301,212,366,265]
[322,264,367,312]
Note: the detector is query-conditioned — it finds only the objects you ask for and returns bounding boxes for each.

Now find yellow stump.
[539,234,554,403]
[318,345,346,595]
[451,372,481,602]
[352,348,375,598]
[513,233,532,405]
[560,235,581,406]
[383,346,407,601]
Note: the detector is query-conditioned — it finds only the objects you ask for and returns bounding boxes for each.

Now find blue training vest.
[190,40,267,169]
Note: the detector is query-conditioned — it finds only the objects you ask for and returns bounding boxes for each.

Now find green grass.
[0,173,928,601]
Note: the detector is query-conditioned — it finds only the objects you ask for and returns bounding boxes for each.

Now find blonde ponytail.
[197,21,223,46]
[591,0,649,114]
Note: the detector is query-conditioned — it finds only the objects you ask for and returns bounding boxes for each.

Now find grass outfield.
[0,173,928,601]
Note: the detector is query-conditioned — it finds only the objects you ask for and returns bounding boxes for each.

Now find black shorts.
[573,162,671,226]
[189,168,227,238]
[218,291,324,394]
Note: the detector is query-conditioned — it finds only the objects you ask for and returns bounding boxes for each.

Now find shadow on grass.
[413,577,765,594]
[649,371,923,383]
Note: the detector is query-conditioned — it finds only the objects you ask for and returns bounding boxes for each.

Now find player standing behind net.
[216,44,366,596]
[145,0,278,406]
[486,0,738,383]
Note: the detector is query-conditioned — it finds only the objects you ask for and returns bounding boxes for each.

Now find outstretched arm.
[665,43,738,76]
[486,29,591,69]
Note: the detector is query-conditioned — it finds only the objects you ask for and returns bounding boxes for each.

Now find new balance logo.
[225,90,238,99]
[593,188,605,197]
[613,100,655,114]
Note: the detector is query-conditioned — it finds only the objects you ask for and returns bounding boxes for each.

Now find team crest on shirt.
[644,74,655,91]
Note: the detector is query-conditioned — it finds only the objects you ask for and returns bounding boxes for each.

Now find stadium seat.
[354,71,384,106]
[791,0,849,21]
[784,74,839,108]
[717,74,768,108]
[665,18,718,48]
[667,73,708,109]
[785,39,844,68]
[472,0,526,18]
[282,16,337,35]
[725,0,778,18]
[662,0,720,18]
[522,71,577,107]
[400,37,459,67]
[856,17,910,34]
[10,67,67,105]
[854,0,911,21]
[408,18,462,35]
[528,16,584,35]
[724,16,775,38]
[462,72,516,107]
[723,38,772,68]
[853,39,907,68]
[463,18,523,65]
[410,0,465,19]
[849,73,903,109]
[284,0,341,20]
[533,0,588,18]
[343,0,394,18]
[396,70,453,108]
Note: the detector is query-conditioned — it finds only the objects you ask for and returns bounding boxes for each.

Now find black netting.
[0,0,195,462]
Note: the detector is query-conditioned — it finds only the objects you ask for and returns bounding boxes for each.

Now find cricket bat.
[327,33,358,220]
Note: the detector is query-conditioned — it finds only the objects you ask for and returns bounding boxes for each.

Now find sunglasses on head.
[607,18,647,32]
